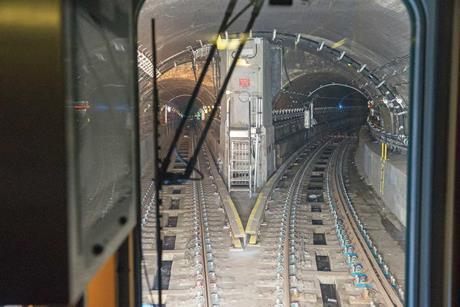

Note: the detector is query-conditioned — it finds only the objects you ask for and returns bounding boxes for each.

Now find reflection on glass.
[69,1,135,240]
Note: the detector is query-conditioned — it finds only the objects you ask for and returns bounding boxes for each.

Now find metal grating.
[313,233,327,245]
[311,205,322,212]
[316,255,331,272]
[153,261,173,290]
[166,216,178,227]
[170,199,180,210]
[320,283,339,306]
[163,236,176,250]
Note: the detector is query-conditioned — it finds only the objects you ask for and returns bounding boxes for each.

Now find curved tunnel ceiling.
[138,0,411,67]
[274,71,367,109]
[137,0,411,141]
[158,78,215,113]
[139,76,216,116]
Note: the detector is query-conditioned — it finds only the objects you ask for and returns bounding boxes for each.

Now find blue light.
[115,104,128,112]
[94,103,109,111]
[338,97,345,110]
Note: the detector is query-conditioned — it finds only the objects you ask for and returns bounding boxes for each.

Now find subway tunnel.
[16,0,411,305]
[57,1,411,305]
[2,1,459,306]
[134,0,411,306]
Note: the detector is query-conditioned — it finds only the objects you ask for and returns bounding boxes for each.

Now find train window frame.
[64,0,141,303]
[399,0,458,306]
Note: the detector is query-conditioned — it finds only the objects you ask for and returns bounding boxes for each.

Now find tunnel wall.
[140,136,153,175]
[202,120,221,166]
[275,130,305,166]
[355,130,407,226]
[140,122,181,178]
[275,116,366,167]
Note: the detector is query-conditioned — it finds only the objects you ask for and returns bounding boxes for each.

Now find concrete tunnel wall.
[355,129,407,226]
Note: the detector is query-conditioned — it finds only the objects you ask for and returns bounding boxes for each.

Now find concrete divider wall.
[355,136,407,226]
[275,130,306,167]
[140,136,153,174]
[204,123,221,164]
[140,121,180,177]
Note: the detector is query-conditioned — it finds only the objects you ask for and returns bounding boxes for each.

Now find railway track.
[140,128,404,306]
[262,138,340,307]
[327,142,404,306]
[259,136,403,306]
[141,125,234,306]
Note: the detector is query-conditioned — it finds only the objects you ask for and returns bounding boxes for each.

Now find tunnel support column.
[220,37,280,194]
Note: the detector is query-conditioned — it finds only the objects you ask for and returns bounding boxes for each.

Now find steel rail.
[269,138,332,306]
[140,124,219,305]
[192,133,214,307]
[285,140,333,306]
[330,142,403,306]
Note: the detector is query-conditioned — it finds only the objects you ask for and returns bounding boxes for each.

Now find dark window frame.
[405,0,458,305]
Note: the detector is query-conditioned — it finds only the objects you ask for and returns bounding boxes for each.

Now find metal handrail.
[367,120,408,152]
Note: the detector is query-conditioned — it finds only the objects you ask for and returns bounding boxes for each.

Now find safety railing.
[137,43,213,79]
[272,108,304,122]
[367,120,408,152]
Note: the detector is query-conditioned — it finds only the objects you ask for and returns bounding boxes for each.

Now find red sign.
[239,78,250,88]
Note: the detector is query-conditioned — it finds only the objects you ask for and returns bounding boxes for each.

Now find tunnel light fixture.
[338,51,346,61]
[295,34,301,46]
[358,64,366,73]
[112,40,125,52]
[317,41,325,51]
[236,58,251,67]
[216,35,231,50]
[272,29,277,41]
[376,80,385,88]
[95,52,106,61]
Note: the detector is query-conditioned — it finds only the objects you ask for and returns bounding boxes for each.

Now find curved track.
[140,130,404,306]
[260,136,404,306]
[327,142,404,306]
[140,125,227,306]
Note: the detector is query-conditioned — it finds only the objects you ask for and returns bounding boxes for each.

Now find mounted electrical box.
[304,102,315,129]
[220,37,281,192]
[304,109,311,128]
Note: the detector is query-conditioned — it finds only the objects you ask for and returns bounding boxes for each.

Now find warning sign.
[239,78,250,88]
